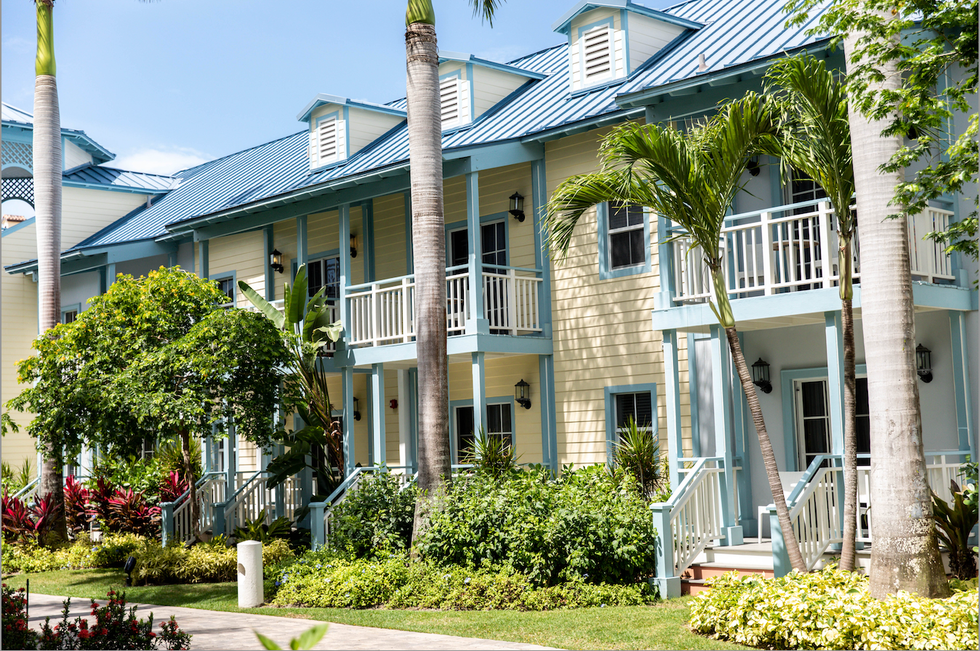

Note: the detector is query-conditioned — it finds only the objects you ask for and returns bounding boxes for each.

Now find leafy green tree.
[545,95,808,573]
[7,267,291,540]
[239,264,342,495]
[785,0,978,260]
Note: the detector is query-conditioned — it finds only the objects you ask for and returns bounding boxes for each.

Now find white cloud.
[111,147,211,175]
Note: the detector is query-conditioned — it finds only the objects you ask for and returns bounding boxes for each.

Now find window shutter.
[582,26,612,83]
[457,79,471,126]
[334,120,347,161]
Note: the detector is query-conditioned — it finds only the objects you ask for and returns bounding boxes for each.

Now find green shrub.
[233,509,293,544]
[90,454,167,502]
[328,472,417,559]
[614,416,666,501]
[689,567,980,650]
[1,533,149,574]
[269,552,655,611]
[132,538,294,585]
[416,464,657,586]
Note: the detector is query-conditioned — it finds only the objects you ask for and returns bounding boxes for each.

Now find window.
[214,276,235,308]
[62,309,78,324]
[212,438,226,473]
[308,256,340,301]
[599,202,649,279]
[140,437,155,461]
[615,392,654,434]
[454,402,513,463]
[788,169,827,213]
[604,383,657,464]
[794,377,871,469]
[440,76,471,130]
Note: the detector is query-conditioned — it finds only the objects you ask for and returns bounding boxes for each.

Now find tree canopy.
[7,267,291,463]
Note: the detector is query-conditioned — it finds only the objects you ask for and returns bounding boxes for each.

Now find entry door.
[794,377,872,469]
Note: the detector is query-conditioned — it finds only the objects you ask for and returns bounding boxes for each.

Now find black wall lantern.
[509,192,525,223]
[751,358,772,394]
[270,248,284,274]
[746,156,761,177]
[515,379,531,409]
[350,233,358,259]
[352,396,362,421]
[916,344,933,383]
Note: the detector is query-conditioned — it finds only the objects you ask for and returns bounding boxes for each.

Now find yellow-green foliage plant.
[689,566,979,650]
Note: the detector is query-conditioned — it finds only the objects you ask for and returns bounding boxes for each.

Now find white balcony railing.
[671,200,955,304]
[345,265,544,348]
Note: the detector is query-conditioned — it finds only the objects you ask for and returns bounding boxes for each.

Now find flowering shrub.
[2,583,36,650]
[269,552,655,611]
[64,476,92,535]
[688,567,980,650]
[2,492,56,544]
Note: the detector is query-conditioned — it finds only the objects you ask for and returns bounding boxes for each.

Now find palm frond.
[469,0,506,26]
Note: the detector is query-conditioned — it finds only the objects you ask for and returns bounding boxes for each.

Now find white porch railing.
[652,457,728,584]
[345,265,543,347]
[160,471,226,547]
[671,200,955,304]
[780,449,972,568]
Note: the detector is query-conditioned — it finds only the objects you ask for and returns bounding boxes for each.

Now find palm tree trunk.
[406,9,451,547]
[839,231,858,571]
[844,19,948,599]
[725,326,807,573]
[34,0,67,547]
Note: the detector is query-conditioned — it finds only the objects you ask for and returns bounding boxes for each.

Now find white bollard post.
[237,540,264,607]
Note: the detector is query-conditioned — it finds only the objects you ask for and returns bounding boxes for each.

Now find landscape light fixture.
[916,344,933,383]
[509,192,525,222]
[515,379,532,409]
[751,358,772,394]
[352,396,362,421]
[124,555,137,587]
[270,249,284,274]
[350,234,358,259]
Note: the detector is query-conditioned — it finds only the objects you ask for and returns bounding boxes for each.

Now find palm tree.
[33,0,67,546]
[843,12,948,598]
[545,95,808,573]
[762,54,860,571]
[404,0,504,545]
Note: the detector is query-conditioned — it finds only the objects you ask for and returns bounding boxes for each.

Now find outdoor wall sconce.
[746,156,761,177]
[350,234,358,259]
[389,399,398,410]
[270,248,284,274]
[352,396,362,421]
[916,344,933,383]
[515,379,532,409]
[509,192,525,223]
[751,358,773,394]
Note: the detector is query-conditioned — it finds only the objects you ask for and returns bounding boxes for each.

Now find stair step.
[682,563,775,580]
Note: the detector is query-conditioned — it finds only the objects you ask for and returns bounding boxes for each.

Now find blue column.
[408,368,419,473]
[731,332,755,536]
[371,363,386,466]
[538,354,558,472]
[339,205,352,333]
[167,250,178,268]
[949,311,974,456]
[709,324,742,545]
[656,215,675,310]
[342,366,356,476]
[824,311,845,454]
[362,200,375,283]
[651,504,681,598]
[465,172,487,334]
[471,353,487,445]
[404,191,414,274]
[662,330,682,490]
[263,225,275,301]
[686,333,701,457]
[198,241,208,279]
[531,159,552,338]
[106,262,117,288]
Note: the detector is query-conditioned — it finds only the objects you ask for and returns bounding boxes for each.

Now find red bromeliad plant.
[64,475,91,535]
[157,471,188,504]
[106,488,161,537]
[1,492,56,544]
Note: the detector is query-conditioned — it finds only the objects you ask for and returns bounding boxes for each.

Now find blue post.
[538,354,558,472]
[371,363,386,466]
[213,503,226,537]
[342,366,356,476]
[709,325,742,545]
[687,333,702,457]
[769,506,792,577]
[651,504,681,598]
[310,502,326,550]
[160,503,174,547]
[263,225,275,302]
[198,241,208,279]
[472,352,487,446]
[531,158,552,338]
[949,311,974,457]
[465,172,487,334]
[662,330,682,490]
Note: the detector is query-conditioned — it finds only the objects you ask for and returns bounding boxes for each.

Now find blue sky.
[2,1,674,176]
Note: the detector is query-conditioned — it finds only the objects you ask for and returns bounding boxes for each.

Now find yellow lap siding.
[208,230,265,307]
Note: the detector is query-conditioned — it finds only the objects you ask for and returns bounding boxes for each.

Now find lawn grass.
[2,569,747,650]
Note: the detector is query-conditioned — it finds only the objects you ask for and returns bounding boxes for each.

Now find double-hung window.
[599,202,649,279]
[615,392,654,435]
[307,256,340,302]
[604,383,657,464]
[454,401,513,463]
[214,276,235,309]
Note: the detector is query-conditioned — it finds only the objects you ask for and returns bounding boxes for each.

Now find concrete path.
[27,593,558,650]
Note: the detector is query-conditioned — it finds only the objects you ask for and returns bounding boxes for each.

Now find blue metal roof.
[2,102,117,164]
[63,164,178,194]
[296,94,408,123]
[438,52,547,79]
[19,0,832,260]
[552,0,704,35]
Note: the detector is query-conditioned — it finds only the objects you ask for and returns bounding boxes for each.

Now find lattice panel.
[1,141,33,170]
[2,177,34,206]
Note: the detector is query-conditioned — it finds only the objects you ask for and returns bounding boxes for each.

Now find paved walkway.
[27,593,558,650]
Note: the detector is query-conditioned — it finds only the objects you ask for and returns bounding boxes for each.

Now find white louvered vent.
[440,76,471,130]
[310,118,347,169]
[572,26,626,91]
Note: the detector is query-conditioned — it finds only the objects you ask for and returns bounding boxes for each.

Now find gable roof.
[2,102,116,164]
[63,164,179,194]
[296,95,408,123]
[552,0,704,35]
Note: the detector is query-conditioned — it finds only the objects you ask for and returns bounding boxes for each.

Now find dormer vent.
[309,117,347,168]
[583,26,613,82]
[440,76,471,130]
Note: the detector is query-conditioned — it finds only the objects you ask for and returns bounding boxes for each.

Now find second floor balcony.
[667,198,958,306]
